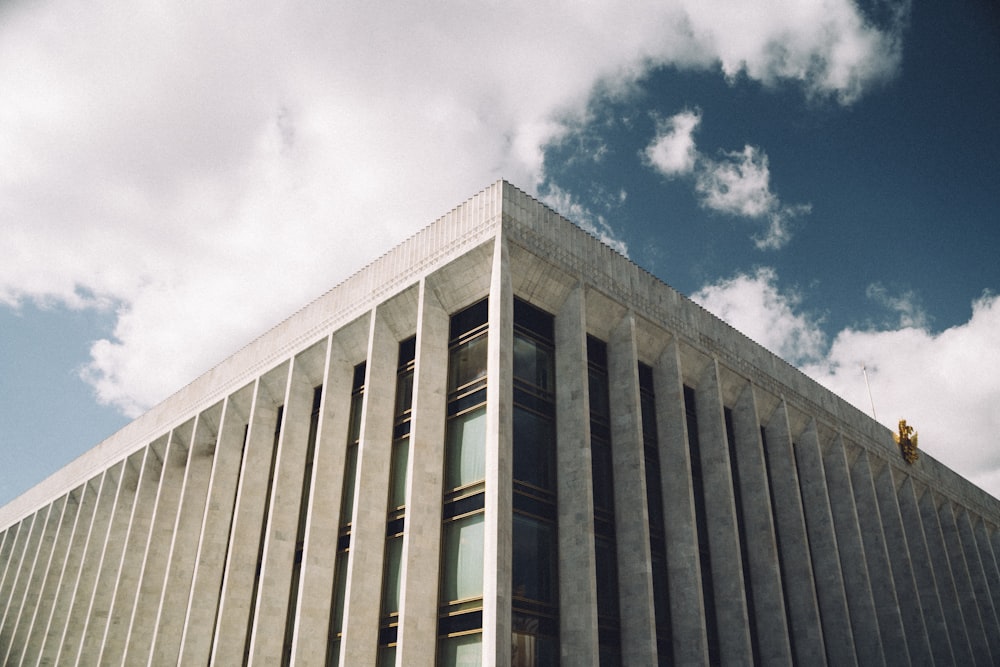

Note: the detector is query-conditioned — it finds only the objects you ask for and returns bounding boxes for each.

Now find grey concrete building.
[1,180,999,666]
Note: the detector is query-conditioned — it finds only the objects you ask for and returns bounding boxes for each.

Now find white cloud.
[644,117,810,249]
[645,109,702,176]
[695,269,1000,497]
[692,268,826,364]
[695,146,812,250]
[0,0,908,415]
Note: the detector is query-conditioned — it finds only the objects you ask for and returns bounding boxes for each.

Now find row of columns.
[541,278,1000,666]
[4,235,1000,666]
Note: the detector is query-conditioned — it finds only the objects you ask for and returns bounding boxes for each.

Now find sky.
[1,0,998,507]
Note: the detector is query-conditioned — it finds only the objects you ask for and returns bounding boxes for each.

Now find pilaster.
[655,339,708,666]
[608,312,658,665]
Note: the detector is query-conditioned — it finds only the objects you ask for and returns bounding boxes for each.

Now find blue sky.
[1,0,998,507]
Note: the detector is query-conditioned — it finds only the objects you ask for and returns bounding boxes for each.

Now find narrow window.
[684,385,720,665]
[639,363,672,665]
[378,336,416,663]
[512,298,559,665]
[725,407,760,666]
[244,405,283,665]
[282,385,323,665]
[438,299,488,664]
[326,363,365,666]
[588,336,621,666]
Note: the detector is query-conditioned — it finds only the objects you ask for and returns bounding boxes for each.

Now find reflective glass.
[446,407,486,489]
[377,645,396,667]
[442,513,484,602]
[595,537,619,619]
[588,368,609,419]
[449,335,488,392]
[395,368,414,417]
[339,444,359,525]
[382,535,403,615]
[513,407,555,491]
[439,633,483,667]
[512,514,557,604]
[330,551,349,634]
[348,392,364,443]
[513,335,553,393]
[512,631,559,667]
[389,438,410,508]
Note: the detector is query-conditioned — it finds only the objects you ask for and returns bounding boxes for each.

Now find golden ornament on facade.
[894,419,919,464]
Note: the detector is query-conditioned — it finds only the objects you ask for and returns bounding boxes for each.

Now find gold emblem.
[894,419,919,464]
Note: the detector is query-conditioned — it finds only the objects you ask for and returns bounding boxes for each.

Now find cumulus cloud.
[645,113,810,249]
[0,0,909,415]
[695,270,1000,496]
[645,109,702,176]
[695,146,812,249]
[692,268,826,364]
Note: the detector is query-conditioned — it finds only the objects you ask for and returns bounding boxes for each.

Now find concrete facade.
[2,180,1000,666]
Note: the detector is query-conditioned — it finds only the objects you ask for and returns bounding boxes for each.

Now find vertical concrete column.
[77,452,142,664]
[58,463,123,665]
[895,473,963,663]
[340,309,397,666]
[820,437,887,667]
[957,509,1000,657]
[693,360,754,665]
[396,280,450,665]
[554,283,599,666]
[730,384,792,666]
[0,522,20,594]
[654,339,708,666]
[484,231,513,667]
[0,506,46,657]
[99,440,164,666]
[289,335,353,666]
[913,484,975,663]
[0,511,33,640]
[607,313,657,665]
[937,499,993,663]
[761,403,826,665]
[24,487,80,666]
[37,477,100,665]
[247,345,328,665]
[178,385,255,665]
[858,453,935,665]
[4,496,66,666]
[122,421,195,665]
[974,519,1000,634]
[793,421,857,666]
[210,366,288,664]
[151,404,224,666]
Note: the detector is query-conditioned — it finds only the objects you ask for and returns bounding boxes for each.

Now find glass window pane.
[340,444,359,525]
[377,645,396,667]
[389,438,410,508]
[446,408,486,489]
[331,551,350,634]
[591,441,614,513]
[512,631,558,667]
[395,369,414,417]
[449,335,488,392]
[382,535,404,615]
[595,537,619,619]
[513,407,555,490]
[588,368,609,418]
[442,513,484,602]
[439,633,482,667]
[513,335,553,392]
[348,392,364,443]
[512,514,557,604]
